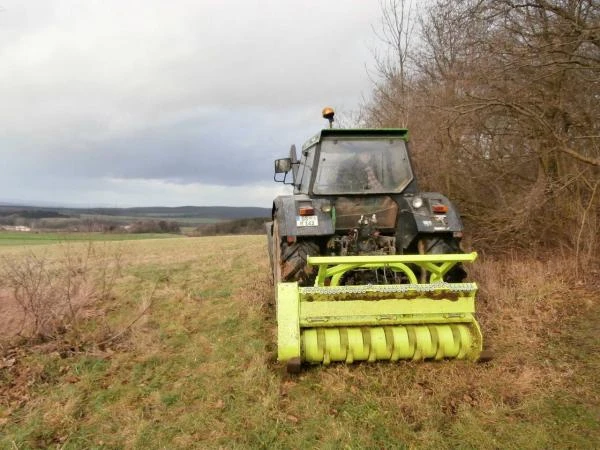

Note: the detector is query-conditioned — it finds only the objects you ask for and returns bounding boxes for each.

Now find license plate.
[296,215,319,227]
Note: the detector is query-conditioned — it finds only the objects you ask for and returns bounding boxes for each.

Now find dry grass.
[0,242,124,341]
[0,236,598,449]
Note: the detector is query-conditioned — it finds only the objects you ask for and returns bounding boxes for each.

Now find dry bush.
[0,243,122,343]
[471,252,584,359]
[363,0,600,269]
[192,217,268,236]
[128,220,180,233]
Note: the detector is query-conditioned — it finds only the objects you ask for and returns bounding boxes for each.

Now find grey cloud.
[5,108,311,186]
[0,0,382,206]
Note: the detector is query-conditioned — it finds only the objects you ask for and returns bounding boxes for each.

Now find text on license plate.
[296,215,319,227]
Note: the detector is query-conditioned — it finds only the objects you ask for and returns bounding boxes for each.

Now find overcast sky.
[0,1,384,208]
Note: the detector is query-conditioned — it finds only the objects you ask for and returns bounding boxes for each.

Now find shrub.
[128,220,181,233]
[192,217,267,236]
[0,243,122,341]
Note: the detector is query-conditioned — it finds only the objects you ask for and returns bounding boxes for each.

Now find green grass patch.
[0,230,183,246]
[0,236,598,449]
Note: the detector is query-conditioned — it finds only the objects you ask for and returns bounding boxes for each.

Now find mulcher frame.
[277,252,483,366]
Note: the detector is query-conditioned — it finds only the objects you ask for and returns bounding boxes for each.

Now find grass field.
[0,231,182,246]
[0,236,598,449]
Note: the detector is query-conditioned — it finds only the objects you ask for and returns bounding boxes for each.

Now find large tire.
[280,240,320,286]
[423,235,462,254]
[272,220,282,285]
[265,221,275,285]
[265,221,274,272]
[422,235,467,282]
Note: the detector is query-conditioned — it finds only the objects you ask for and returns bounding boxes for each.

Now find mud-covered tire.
[280,240,320,286]
[265,221,274,275]
[423,236,462,254]
[422,235,467,282]
[272,220,282,285]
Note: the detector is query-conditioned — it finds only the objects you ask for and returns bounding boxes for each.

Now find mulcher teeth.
[277,252,483,371]
[302,324,481,364]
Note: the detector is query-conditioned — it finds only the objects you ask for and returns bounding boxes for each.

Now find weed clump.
[0,242,122,344]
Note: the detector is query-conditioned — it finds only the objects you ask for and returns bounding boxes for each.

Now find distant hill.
[0,208,71,219]
[0,205,271,220]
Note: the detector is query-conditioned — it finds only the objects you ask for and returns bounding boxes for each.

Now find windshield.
[313,138,413,194]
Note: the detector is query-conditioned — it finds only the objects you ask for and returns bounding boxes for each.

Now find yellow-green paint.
[277,282,301,362]
[276,252,483,366]
[310,252,478,286]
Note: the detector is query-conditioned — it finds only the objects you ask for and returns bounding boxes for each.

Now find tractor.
[266,108,482,372]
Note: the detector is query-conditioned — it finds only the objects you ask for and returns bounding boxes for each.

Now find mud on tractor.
[266,108,483,372]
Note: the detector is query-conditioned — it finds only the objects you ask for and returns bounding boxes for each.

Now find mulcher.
[266,108,483,372]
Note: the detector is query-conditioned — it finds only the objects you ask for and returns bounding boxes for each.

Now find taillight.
[298,206,315,216]
[432,204,448,214]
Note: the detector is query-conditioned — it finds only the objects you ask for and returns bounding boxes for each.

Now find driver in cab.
[336,152,384,191]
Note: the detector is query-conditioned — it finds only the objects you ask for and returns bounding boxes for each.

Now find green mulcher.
[266,108,483,373]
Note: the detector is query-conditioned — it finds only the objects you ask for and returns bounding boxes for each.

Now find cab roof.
[302,128,409,151]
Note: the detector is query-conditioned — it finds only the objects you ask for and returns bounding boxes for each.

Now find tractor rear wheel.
[280,240,320,286]
[272,220,320,286]
[421,235,467,282]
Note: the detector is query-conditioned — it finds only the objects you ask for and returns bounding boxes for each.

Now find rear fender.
[413,193,463,233]
[272,195,335,237]
[397,193,464,250]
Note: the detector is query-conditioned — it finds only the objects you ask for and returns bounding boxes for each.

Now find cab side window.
[298,147,315,194]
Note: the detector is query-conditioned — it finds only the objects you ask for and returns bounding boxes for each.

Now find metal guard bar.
[300,282,478,295]
[299,283,478,302]
[308,252,478,286]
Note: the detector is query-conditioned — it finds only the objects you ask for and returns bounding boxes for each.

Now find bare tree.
[363,0,600,267]
[365,0,418,126]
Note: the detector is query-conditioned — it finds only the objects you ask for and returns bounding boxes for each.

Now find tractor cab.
[275,128,417,197]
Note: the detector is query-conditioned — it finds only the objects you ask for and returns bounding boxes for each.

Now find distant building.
[1,225,32,232]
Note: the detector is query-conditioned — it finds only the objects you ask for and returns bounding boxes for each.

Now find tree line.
[363,0,599,266]
[192,217,267,236]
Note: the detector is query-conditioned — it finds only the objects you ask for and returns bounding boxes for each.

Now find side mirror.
[274,158,294,184]
[274,158,292,173]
